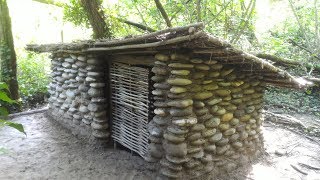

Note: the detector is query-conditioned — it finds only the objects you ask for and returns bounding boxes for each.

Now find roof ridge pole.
[94,23,205,46]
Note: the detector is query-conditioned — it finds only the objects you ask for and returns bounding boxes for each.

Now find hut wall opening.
[110,62,153,158]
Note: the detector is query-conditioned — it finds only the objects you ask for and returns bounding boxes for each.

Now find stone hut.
[27,23,306,179]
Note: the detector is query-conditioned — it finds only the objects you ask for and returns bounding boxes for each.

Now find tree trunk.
[79,0,111,39]
[0,0,19,100]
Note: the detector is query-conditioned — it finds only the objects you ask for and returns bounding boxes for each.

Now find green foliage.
[17,52,50,99]
[63,0,257,44]
[63,0,90,28]
[0,82,26,135]
[0,119,26,135]
[265,87,320,116]
[259,0,320,71]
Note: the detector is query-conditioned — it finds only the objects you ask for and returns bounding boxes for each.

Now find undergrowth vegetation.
[17,52,51,108]
[265,87,320,117]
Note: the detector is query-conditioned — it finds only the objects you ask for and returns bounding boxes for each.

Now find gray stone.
[65,58,75,63]
[87,103,102,112]
[79,105,89,113]
[86,65,102,71]
[88,72,102,77]
[75,76,85,82]
[82,118,92,125]
[62,62,71,68]
[166,155,189,164]
[75,61,86,67]
[56,77,65,82]
[57,67,64,71]
[224,128,236,136]
[90,83,105,88]
[87,58,100,65]
[78,72,86,77]
[91,98,107,103]
[73,114,82,120]
[163,141,187,157]
[62,73,69,79]
[167,126,188,135]
[77,55,86,61]
[78,84,89,92]
[208,132,222,143]
[68,73,77,79]
[59,93,67,99]
[66,90,76,98]
[149,143,163,159]
[86,77,97,82]
[148,124,163,137]
[79,68,87,73]
[68,84,78,89]
[72,64,79,69]
[70,54,77,59]
[69,69,78,74]
[216,138,229,146]
[92,130,109,139]
[94,110,107,118]
[91,121,108,130]
[88,88,104,97]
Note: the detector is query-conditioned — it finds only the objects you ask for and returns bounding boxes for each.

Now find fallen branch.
[290,164,308,175]
[298,162,320,171]
[264,111,320,145]
[8,107,48,118]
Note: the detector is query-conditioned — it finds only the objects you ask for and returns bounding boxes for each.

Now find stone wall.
[148,52,265,179]
[47,53,109,141]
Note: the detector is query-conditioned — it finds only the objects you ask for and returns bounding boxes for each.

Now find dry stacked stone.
[47,53,109,140]
[148,52,265,179]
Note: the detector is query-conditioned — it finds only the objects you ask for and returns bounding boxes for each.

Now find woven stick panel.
[110,62,151,158]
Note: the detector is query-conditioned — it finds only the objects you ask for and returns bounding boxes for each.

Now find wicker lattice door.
[110,62,151,158]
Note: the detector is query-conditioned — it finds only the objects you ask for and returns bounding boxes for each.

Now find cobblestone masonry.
[147,52,265,179]
[47,53,110,140]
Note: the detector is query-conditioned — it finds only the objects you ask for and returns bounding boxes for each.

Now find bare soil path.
[0,112,319,180]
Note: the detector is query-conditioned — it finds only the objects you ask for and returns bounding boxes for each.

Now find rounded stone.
[172,117,197,126]
[166,155,190,164]
[163,133,185,143]
[167,99,193,108]
[155,54,169,61]
[87,58,100,65]
[77,55,86,61]
[170,87,187,94]
[152,67,168,75]
[208,132,222,143]
[204,118,220,128]
[191,124,205,131]
[224,128,236,136]
[163,141,187,157]
[91,121,108,130]
[149,143,163,159]
[193,92,213,100]
[188,132,201,141]
[221,113,234,122]
[167,78,192,86]
[167,126,188,135]
[88,88,104,97]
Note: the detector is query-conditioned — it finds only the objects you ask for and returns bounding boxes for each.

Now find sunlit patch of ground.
[248,124,320,180]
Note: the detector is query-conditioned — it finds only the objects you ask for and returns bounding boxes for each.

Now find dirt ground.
[0,112,320,180]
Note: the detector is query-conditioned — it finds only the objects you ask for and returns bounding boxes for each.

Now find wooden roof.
[26,23,310,89]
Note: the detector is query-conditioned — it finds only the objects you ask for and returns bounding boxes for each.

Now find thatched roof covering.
[26,23,310,89]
